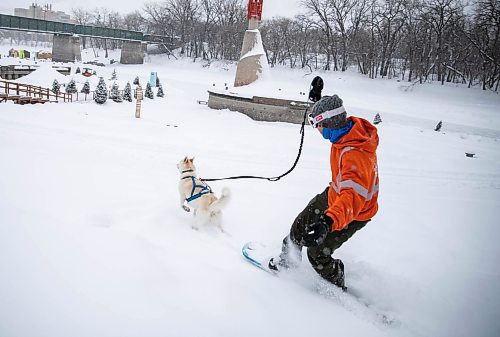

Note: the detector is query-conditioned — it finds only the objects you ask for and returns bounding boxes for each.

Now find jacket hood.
[333,116,379,153]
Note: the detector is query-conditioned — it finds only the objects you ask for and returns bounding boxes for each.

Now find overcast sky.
[0,0,303,20]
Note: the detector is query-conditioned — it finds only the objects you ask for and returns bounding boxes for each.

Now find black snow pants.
[279,187,369,287]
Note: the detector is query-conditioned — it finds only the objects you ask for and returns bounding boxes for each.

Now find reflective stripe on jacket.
[326,116,379,231]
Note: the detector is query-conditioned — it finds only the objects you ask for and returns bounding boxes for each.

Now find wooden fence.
[73,89,139,102]
[0,80,142,104]
[0,80,72,104]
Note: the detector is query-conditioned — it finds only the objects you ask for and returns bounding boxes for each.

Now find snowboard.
[241,241,400,327]
[241,241,277,275]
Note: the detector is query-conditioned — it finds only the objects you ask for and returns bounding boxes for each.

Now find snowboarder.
[269,95,380,290]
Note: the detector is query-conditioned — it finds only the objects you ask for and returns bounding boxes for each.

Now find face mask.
[321,121,353,143]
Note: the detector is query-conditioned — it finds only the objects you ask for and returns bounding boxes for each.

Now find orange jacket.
[325,116,379,231]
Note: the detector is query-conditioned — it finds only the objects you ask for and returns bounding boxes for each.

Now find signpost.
[135,84,143,118]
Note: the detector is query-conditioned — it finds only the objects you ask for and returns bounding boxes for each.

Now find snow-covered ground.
[1,46,500,337]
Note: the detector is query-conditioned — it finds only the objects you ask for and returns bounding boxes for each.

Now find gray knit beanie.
[310,95,347,129]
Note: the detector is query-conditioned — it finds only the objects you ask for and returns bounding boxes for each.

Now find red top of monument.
[247,0,263,21]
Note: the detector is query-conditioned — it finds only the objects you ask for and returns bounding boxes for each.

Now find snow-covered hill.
[0,52,499,337]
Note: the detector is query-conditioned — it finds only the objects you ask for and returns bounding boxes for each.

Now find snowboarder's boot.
[268,257,282,272]
[268,255,294,272]
[268,236,302,272]
[330,259,347,291]
[309,252,347,291]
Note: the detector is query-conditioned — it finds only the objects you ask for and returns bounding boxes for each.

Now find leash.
[200,109,308,182]
[200,76,323,183]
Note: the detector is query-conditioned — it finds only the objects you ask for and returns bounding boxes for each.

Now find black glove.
[302,215,333,247]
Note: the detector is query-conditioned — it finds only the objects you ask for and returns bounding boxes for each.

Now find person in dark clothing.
[308,76,324,103]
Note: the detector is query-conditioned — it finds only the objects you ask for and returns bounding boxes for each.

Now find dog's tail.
[209,187,230,213]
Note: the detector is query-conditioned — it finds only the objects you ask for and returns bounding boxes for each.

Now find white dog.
[177,157,230,231]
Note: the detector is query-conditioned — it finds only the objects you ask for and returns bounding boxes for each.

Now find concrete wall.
[208,91,311,124]
[120,41,144,65]
[234,55,263,87]
[52,34,81,63]
[1,66,70,80]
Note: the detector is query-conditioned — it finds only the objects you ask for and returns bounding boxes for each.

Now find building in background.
[14,3,75,24]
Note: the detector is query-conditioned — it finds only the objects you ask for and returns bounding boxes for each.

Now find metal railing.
[0,14,179,45]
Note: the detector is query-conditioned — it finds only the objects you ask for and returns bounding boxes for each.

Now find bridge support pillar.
[120,41,145,64]
[52,34,81,63]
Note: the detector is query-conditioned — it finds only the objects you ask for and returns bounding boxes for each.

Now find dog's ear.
[189,157,195,163]
[183,156,188,163]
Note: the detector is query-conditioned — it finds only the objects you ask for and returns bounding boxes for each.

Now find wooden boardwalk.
[0,80,72,105]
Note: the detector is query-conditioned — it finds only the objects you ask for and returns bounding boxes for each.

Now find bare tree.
[420,0,464,83]
[302,0,338,70]
[143,2,174,36]
[72,8,92,48]
[57,0,497,91]
[198,0,219,59]
[124,11,147,31]
[463,0,500,90]
[373,0,406,77]
[165,0,201,55]
[212,0,246,60]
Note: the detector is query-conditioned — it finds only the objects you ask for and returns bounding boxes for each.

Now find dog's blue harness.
[184,175,212,202]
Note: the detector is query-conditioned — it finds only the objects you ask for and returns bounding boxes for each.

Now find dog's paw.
[182,205,190,212]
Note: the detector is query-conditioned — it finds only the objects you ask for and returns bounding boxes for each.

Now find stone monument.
[234,0,267,87]
[207,0,312,124]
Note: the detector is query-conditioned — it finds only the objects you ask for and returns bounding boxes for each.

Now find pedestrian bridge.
[0,14,180,64]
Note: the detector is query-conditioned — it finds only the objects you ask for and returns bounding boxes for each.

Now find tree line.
[2,0,498,91]
[261,0,500,91]
[71,0,248,61]
[75,0,499,91]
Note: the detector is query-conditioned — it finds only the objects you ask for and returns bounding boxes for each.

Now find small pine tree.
[51,79,60,94]
[156,83,164,97]
[373,113,382,125]
[66,79,77,94]
[109,82,123,103]
[133,76,139,85]
[434,121,443,132]
[156,76,160,87]
[111,69,117,80]
[123,82,132,102]
[81,81,90,95]
[145,82,154,99]
[76,67,81,74]
[94,77,108,104]
[109,82,118,100]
